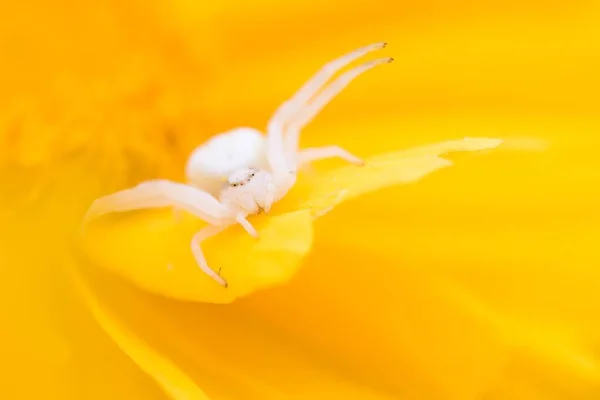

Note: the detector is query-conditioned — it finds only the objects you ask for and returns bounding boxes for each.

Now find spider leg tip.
[388,57,395,63]
[382,42,388,48]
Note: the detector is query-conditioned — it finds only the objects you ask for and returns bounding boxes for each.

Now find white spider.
[84,42,392,288]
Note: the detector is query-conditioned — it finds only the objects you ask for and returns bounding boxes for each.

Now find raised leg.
[265,123,289,179]
[270,42,387,127]
[191,225,229,287]
[285,57,393,161]
[83,179,230,228]
[297,146,365,167]
[266,43,387,177]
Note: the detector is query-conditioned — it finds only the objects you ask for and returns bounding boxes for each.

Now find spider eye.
[250,173,255,177]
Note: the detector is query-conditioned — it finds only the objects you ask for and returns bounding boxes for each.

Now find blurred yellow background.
[1,0,600,399]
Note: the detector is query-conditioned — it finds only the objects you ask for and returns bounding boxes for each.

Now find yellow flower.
[2,0,600,399]
[83,137,504,303]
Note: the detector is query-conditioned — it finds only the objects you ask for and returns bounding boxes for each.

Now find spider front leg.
[285,56,393,162]
[270,42,387,129]
[266,43,387,179]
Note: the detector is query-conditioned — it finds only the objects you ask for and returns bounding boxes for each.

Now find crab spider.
[84,42,392,288]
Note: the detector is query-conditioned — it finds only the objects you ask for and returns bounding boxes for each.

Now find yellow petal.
[73,266,210,400]
[0,163,174,400]
[452,284,600,397]
[196,2,600,125]
[231,130,599,398]
[79,267,399,400]
[83,209,313,304]
[283,137,503,216]
[232,247,512,398]
[314,129,600,334]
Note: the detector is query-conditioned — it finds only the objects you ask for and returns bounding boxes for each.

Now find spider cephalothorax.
[84,42,392,287]
[220,167,276,215]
